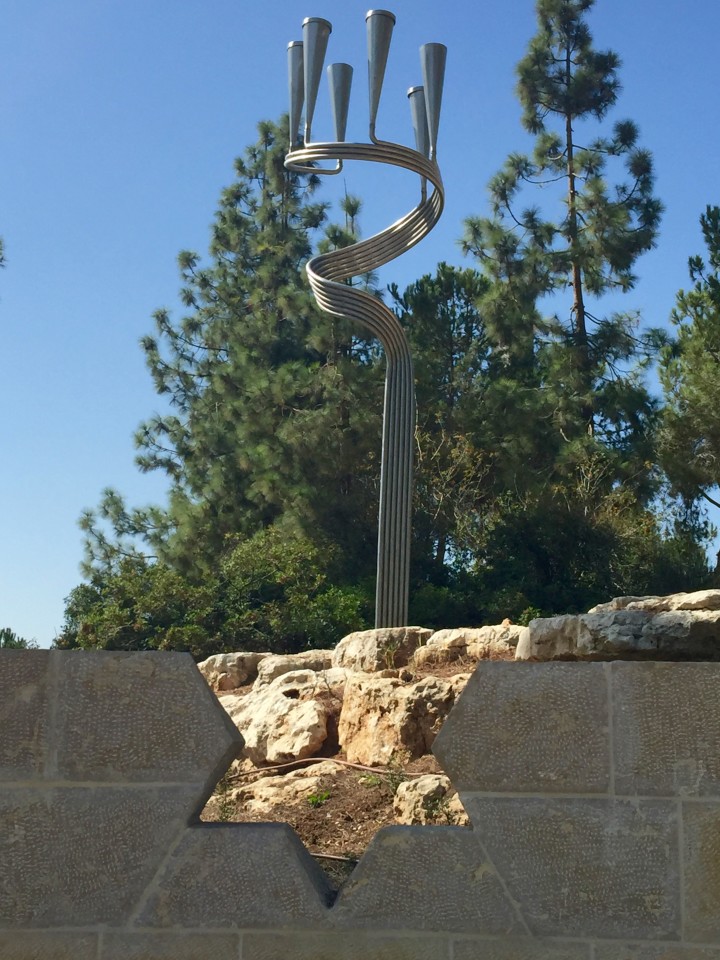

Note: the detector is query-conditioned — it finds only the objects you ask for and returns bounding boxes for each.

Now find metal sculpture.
[284,11,446,628]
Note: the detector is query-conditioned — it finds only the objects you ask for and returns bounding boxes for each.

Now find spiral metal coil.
[285,140,444,627]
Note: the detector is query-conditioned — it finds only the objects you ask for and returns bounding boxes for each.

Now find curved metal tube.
[286,140,444,627]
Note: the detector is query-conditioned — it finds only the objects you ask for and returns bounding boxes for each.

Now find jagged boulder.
[197,652,270,691]
[331,627,432,673]
[516,593,720,661]
[219,676,331,766]
[253,650,335,689]
[338,674,456,765]
[412,625,524,668]
[393,774,469,826]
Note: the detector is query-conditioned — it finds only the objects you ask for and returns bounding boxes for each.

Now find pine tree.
[81,120,383,582]
[462,0,662,494]
[660,206,720,509]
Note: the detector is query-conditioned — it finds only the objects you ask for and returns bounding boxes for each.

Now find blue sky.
[2,0,719,645]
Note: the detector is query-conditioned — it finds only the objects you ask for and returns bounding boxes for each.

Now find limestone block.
[0,651,49,781]
[51,651,242,784]
[243,932,451,960]
[136,823,332,927]
[464,796,679,939]
[515,615,580,660]
[332,826,521,934]
[433,662,610,794]
[339,675,456,765]
[0,932,98,959]
[682,801,720,942]
[520,608,720,660]
[591,590,720,615]
[102,932,240,959]
[612,662,720,797]
[332,627,432,672]
[453,941,591,960]
[636,610,720,659]
[594,947,720,959]
[254,650,335,688]
[0,785,199,926]
[196,651,269,690]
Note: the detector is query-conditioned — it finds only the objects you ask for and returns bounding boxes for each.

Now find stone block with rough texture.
[0,933,99,959]
[52,651,241,784]
[683,801,720,942]
[243,933,451,960]
[593,949,720,959]
[0,785,200,926]
[434,662,610,794]
[102,933,240,960]
[0,651,49,781]
[136,823,332,928]
[331,826,521,934]
[463,796,680,940]
[453,941,591,960]
[613,661,720,796]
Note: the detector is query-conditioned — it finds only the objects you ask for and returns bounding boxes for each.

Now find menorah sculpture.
[284,11,446,628]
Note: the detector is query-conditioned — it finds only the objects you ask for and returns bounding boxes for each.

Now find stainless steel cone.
[420,42,446,159]
[407,85,429,157]
[287,41,304,146]
[327,63,353,142]
[366,9,396,136]
[302,17,332,142]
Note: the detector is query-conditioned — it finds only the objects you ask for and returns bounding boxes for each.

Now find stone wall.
[2,650,720,958]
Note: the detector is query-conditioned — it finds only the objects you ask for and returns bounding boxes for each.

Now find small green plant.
[213,773,235,823]
[422,794,457,824]
[307,789,331,808]
[380,637,402,670]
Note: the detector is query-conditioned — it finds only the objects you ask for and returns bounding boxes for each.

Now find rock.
[230,761,341,816]
[219,687,329,766]
[516,607,720,661]
[263,668,349,700]
[413,625,524,668]
[338,674,456,765]
[253,650,334,689]
[197,652,269,691]
[588,589,720,615]
[332,627,433,673]
[393,774,468,826]
[515,615,579,660]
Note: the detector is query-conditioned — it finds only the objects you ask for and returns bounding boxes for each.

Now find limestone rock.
[413,625,524,668]
[253,650,334,689]
[338,674,456,765]
[261,667,348,700]
[219,687,328,766]
[228,761,341,816]
[589,589,720,614]
[393,774,468,826]
[332,627,432,673]
[197,652,269,691]
[516,606,720,661]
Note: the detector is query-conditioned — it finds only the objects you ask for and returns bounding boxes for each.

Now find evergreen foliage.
[80,120,382,584]
[0,627,36,649]
[660,206,720,511]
